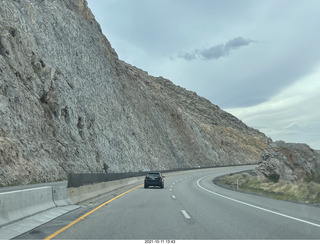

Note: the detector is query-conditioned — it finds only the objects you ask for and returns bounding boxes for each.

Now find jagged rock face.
[0,0,269,186]
[254,141,320,182]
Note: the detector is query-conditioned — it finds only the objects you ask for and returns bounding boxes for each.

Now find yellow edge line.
[44,184,143,240]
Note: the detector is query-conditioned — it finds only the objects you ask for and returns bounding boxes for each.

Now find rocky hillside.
[254,141,320,182]
[0,0,269,186]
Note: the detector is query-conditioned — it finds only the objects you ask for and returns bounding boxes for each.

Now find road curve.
[15,165,320,240]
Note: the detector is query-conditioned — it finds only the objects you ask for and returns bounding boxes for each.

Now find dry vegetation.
[217,172,320,205]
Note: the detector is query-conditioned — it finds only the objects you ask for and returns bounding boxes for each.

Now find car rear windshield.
[147,173,160,177]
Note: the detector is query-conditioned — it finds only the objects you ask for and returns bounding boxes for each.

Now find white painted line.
[196,176,320,228]
[181,210,191,219]
[172,195,176,199]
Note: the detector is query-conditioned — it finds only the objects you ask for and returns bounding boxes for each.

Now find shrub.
[304,172,320,183]
[103,163,109,173]
[268,173,280,183]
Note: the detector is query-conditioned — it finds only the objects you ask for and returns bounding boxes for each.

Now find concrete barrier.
[67,176,144,204]
[0,186,56,227]
[52,186,71,207]
[0,176,144,227]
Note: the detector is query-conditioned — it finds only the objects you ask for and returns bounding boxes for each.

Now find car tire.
[144,184,148,188]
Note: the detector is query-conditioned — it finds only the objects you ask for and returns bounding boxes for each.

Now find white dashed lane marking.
[181,210,191,219]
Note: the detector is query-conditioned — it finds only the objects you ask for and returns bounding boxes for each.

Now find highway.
[15,165,320,240]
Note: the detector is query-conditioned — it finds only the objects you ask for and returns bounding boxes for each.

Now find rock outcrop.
[0,0,269,186]
[254,141,320,182]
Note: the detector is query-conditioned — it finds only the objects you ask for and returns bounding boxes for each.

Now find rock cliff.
[0,0,269,186]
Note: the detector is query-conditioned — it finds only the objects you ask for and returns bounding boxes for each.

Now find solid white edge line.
[197,176,320,228]
[181,210,191,219]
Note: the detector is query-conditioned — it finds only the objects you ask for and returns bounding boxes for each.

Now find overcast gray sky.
[87,0,320,150]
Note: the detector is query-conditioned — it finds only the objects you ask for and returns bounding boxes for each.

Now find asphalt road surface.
[15,165,320,240]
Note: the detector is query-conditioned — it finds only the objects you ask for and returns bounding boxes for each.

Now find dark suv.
[144,172,164,189]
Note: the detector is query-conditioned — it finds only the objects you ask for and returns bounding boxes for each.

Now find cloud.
[199,44,225,60]
[177,37,257,61]
[177,51,197,61]
[225,65,320,149]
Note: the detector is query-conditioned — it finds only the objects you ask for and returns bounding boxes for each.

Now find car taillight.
[160,177,162,181]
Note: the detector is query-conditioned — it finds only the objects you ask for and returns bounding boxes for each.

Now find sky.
[87,0,320,150]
